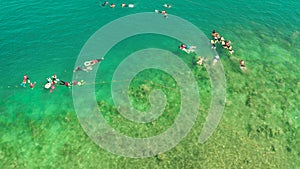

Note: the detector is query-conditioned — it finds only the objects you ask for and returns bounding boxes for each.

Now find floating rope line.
[1,78,182,90]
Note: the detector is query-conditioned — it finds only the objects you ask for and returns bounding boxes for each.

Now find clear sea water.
[0,0,299,168]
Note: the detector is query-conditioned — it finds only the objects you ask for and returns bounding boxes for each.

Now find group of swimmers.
[177,30,247,71]
[211,30,234,54]
[211,30,247,70]
[20,73,83,92]
[100,1,172,18]
[101,1,134,8]
[20,57,104,92]
[43,74,85,92]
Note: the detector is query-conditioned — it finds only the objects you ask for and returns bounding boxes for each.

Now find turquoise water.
[0,0,299,168]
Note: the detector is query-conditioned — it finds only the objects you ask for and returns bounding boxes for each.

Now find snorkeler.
[179,44,189,53]
[179,44,196,54]
[72,80,85,86]
[163,4,172,8]
[74,57,104,72]
[240,60,247,70]
[213,55,220,66]
[196,57,205,65]
[225,40,231,47]
[220,36,225,43]
[223,40,234,54]
[120,3,134,8]
[20,74,29,87]
[110,3,115,8]
[101,1,109,6]
[83,58,104,67]
[60,80,72,88]
[30,82,36,89]
[73,66,83,72]
[51,74,60,83]
[210,40,216,49]
[228,46,234,54]
[155,10,168,18]
[212,30,220,40]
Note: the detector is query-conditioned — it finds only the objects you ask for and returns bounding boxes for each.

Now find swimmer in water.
[84,57,104,71]
[210,40,216,49]
[30,82,36,89]
[179,44,196,54]
[73,66,83,72]
[21,74,29,87]
[51,74,59,83]
[179,44,190,53]
[72,80,85,86]
[212,30,220,40]
[110,3,115,8]
[74,57,104,72]
[240,60,247,71]
[196,57,205,66]
[60,80,72,88]
[220,36,225,43]
[228,46,234,54]
[156,10,168,18]
[213,55,220,66]
[101,1,109,6]
[163,4,172,8]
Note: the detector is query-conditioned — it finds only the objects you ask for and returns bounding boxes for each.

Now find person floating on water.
[74,57,104,72]
[110,3,115,8]
[196,57,206,66]
[240,60,247,71]
[83,57,104,71]
[155,10,168,18]
[228,46,234,54]
[163,4,172,8]
[219,36,225,43]
[53,79,85,88]
[20,74,30,87]
[73,66,82,72]
[30,82,36,89]
[213,55,220,66]
[60,80,72,88]
[211,30,234,54]
[222,40,234,54]
[51,74,59,83]
[101,1,109,6]
[179,44,196,54]
[210,40,216,49]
